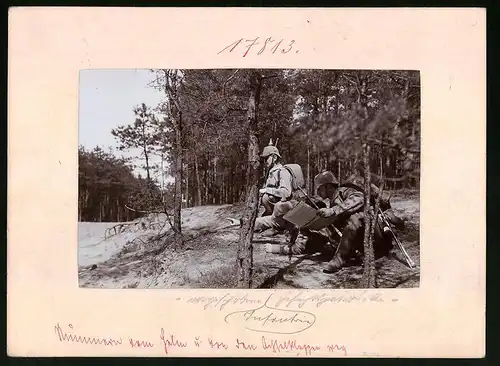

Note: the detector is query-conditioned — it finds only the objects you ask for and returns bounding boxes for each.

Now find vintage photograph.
[78,68,421,289]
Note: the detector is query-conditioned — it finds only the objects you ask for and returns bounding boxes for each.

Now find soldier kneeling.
[314,171,402,273]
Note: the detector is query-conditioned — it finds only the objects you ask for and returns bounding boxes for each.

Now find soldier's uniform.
[316,172,394,273]
[267,171,399,273]
[254,144,297,233]
[260,163,293,216]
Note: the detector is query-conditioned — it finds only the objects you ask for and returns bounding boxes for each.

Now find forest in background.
[79,69,420,224]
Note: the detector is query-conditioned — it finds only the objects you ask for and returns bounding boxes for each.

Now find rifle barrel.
[378,209,415,268]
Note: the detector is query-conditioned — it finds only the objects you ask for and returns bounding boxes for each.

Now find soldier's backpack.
[281,164,306,192]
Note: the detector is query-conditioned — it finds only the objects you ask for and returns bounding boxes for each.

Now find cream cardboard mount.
[7,7,486,358]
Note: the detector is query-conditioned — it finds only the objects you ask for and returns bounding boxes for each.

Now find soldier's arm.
[332,188,364,216]
[370,183,391,210]
[370,183,380,196]
[265,169,293,200]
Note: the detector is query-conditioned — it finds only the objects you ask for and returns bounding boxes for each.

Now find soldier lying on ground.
[265,171,405,274]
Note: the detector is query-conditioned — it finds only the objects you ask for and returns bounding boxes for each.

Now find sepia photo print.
[78,68,421,290]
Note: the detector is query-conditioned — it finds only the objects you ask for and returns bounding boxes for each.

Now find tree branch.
[223,69,240,96]
[367,138,420,154]
[125,204,170,215]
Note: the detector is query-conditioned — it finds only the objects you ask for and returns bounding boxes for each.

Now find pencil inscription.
[224,295,316,334]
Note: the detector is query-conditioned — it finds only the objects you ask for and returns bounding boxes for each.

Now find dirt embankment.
[78,191,420,289]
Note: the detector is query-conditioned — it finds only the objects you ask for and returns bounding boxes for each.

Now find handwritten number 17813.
[218,37,298,57]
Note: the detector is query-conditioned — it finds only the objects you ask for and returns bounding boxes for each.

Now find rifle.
[377,208,416,268]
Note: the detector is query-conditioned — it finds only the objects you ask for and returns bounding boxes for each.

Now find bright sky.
[79,69,164,150]
[79,69,171,183]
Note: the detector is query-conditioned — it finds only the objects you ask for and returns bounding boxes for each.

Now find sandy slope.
[78,205,230,267]
[79,222,138,266]
[78,192,420,289]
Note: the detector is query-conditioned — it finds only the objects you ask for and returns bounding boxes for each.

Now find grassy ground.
[78,190,420,289]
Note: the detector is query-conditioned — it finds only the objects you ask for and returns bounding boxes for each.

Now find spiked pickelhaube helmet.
[261,139,282,159]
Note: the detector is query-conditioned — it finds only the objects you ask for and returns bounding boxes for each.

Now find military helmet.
[261,145,282,159]
[314,171,339,192]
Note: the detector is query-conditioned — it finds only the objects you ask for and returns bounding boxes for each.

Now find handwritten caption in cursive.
[53,323,347,357]
[224,294,316,335]
[183,290,385,312]
[178,291,387,336]
[218,37,299,57]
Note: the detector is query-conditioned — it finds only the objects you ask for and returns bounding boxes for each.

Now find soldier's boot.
[323,254,346,273]
[323,212,363,274]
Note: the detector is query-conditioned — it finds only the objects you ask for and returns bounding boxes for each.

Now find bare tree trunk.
[204,155,209,205]
[237,71,262,289]
[367,179,384,285]
[338,159,341,183]
[141,118,151,183]
[306,142,311,195]
[195,155,202,206]
[185,155,189,208]
[78,195,82,221]
[229,165,234,204]
[173,117,183,232]
[161,153,165,205]
[143,146,151,183]
[361,143,376,288]
[223,173,227,204]
[366,151,385,288]
[117,197,120,222]
[163,69,183,236]
[213,156,218,204]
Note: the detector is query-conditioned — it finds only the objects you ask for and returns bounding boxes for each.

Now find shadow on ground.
[78,191,420,289]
